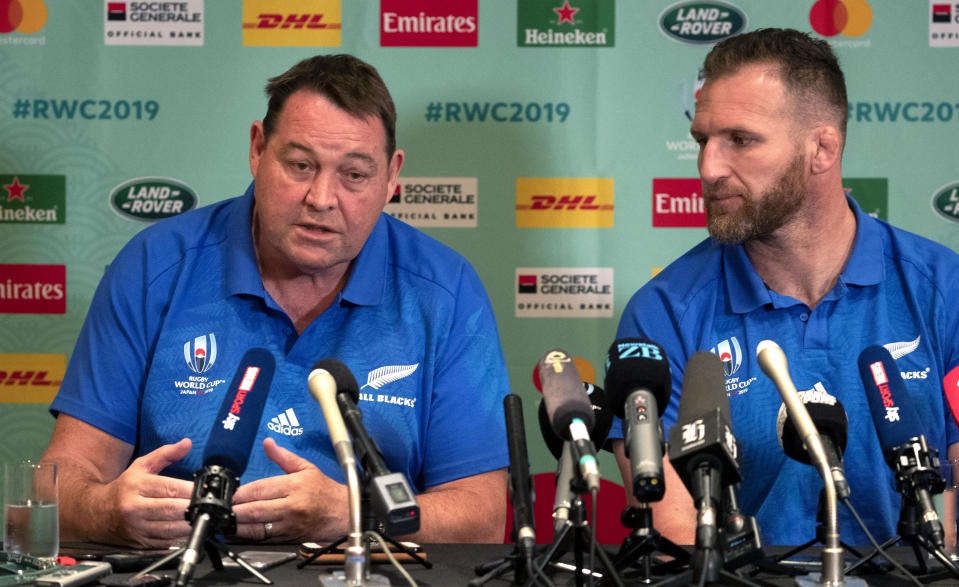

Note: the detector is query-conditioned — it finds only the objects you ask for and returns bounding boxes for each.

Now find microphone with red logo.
[176,348,275,587]
[858,345,947,551]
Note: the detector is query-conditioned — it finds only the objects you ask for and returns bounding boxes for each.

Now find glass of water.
[3,461,58,561]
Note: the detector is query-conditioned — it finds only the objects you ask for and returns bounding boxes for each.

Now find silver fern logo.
[883,336,920,360]
[361,364,419,390]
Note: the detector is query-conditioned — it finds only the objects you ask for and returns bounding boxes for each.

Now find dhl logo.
[0,354,65,404]
[242,0,341,46]
[516,178,614,228]
[242,14,341,29]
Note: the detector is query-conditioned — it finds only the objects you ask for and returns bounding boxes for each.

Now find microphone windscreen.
[776,389,848,466]
[677,351,729,425]
[537,383,613,459]
[604,338,671,418]
[858,345,924,453]
[202,348,275,474]
[313,358,360,402]
[538,349,595,439]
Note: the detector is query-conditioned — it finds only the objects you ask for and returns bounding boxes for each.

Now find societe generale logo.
[381,0,477,47]
[242,0,341,46]
[516,178,614,228]
[0,264,65,314]
[652,178,705,227]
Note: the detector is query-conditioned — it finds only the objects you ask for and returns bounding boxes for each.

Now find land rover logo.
[109,177,197,221]
[931,181,959,223]
[659,1,747,44]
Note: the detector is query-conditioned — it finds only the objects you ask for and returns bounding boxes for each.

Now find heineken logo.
[517,0,615,48]
[109,177,197,222]
[0,174,65,224]
[659,1,747,44]
[931,181,959,223]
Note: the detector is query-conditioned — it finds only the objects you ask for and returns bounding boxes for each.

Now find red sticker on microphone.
[944,365,959,426]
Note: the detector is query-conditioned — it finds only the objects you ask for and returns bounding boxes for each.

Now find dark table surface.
[47,540,959,586]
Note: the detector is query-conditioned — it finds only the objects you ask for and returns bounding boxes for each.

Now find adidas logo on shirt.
[268,408,304,436]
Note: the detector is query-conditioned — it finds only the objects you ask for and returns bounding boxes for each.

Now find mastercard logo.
[0,0,47,34]
[809,0,872,37]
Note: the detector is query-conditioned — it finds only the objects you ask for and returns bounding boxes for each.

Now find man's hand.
[231,438,348,543]
[100,439,195,547]
[40,415,195,549]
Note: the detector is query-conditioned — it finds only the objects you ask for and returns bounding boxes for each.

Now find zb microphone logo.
[616,342,663,361]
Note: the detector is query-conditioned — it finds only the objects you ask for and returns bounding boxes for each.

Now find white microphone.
[756,340,845,586]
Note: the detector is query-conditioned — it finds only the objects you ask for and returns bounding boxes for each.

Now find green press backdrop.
[1,0,958,535]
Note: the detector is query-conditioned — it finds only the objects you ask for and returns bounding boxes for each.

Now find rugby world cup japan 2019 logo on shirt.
[109,177,197,222]
[380,0,477,47]
[184,333,217,373]
[517,0,614,47]
[175,334,226,395]
[710,337,757,397]
[658,1,747,44]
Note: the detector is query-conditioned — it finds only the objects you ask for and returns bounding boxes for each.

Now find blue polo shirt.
[616,197,959,546]
[52,184,510,491]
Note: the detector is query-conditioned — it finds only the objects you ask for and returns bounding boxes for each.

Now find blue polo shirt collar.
[722,195,884,314]
[222,182,387,307]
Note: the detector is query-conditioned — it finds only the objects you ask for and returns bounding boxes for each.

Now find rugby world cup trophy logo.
[184,333,218,373]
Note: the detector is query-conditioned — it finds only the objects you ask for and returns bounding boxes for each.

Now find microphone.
[308,359,367,587]
[758,340,845,584]
[858,345,947,551]
[504,394,536,554]
[667,352,740,566]
[177,348,275,587]
[321,360,420,536]
[776,386,851,499]
[536,382,612,532]
[537,349,601,492]
[604,338,671,502]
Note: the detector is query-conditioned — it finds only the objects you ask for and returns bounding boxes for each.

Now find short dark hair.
[262,54,397,158]
[703,28,847,141]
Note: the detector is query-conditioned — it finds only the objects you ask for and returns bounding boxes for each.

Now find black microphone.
[537,349,600,492]
[536,382,612,532]
[667,352,741,565]
[776,387,851,499]
[604,338,671,502]
[504,394,536,554]
[177,348,275,587]
[315,359,420,537]
[858,345,946,550]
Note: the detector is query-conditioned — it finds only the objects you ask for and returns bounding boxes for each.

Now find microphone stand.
[845,440,959,581]
[771,490,869,572]
[527,463,625,587]
[652,463,765,587]
[134,466,271,586]
[611,504,690,582]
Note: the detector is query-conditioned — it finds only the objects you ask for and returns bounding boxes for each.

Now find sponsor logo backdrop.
[1,2,956,506]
